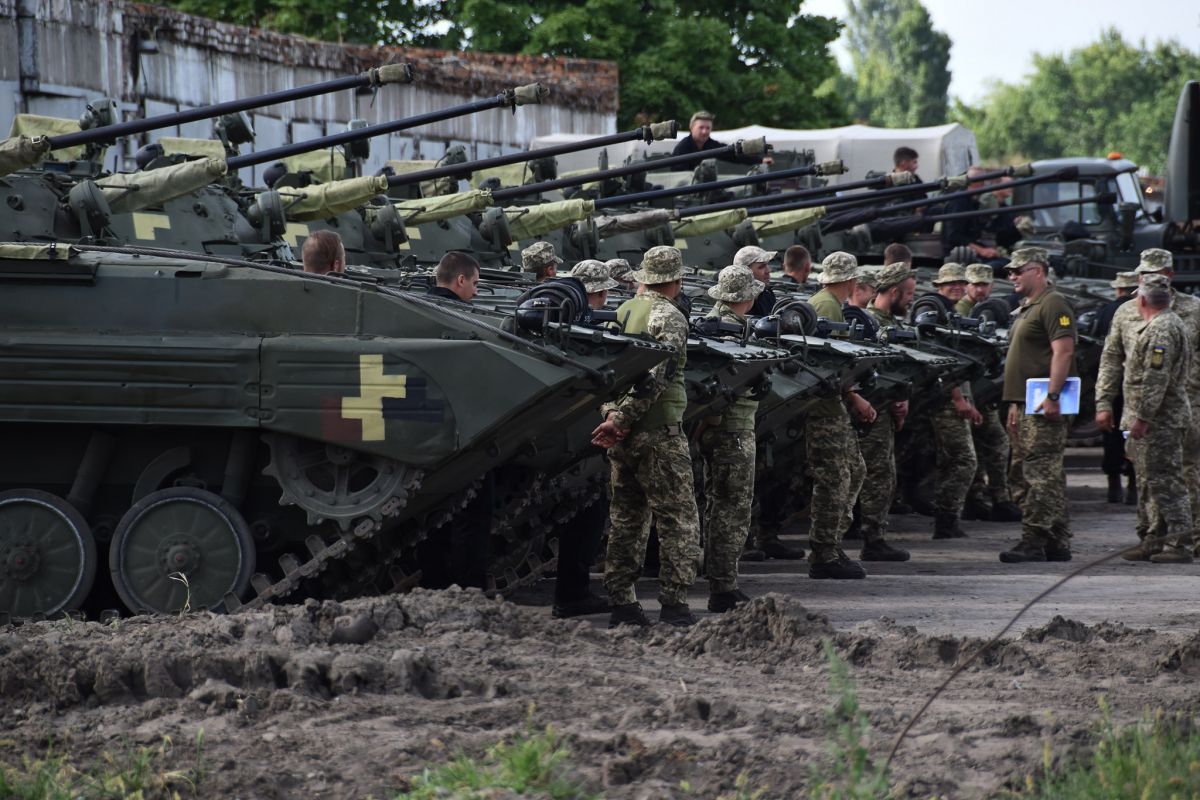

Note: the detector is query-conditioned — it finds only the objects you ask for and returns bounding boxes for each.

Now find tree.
[953,30,1200,173]
[839,0,951,127]
[161,0,850,130]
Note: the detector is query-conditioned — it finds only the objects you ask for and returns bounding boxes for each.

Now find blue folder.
[1025,376,1081,415]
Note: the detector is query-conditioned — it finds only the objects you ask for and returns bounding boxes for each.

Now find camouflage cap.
[1135,247,1173,274]
[817,251,858,284]
[605,258,635,282]
[1141,273,1171,292]
[965,263,994,284]
[521,240,562,271]
[732,245,777,269]
[570,259,620,293]
[707,265,764,303]
[632,245,684,284]
[1110,271,1140,289]
[874,262,915,291]
[855,265,881,287]
[931,262,968,284]
[1008,247,1049,270]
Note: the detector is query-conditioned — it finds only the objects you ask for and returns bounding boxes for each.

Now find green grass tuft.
[1005,700,1200,799]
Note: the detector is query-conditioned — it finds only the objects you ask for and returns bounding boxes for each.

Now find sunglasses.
[1006,265,1041,276]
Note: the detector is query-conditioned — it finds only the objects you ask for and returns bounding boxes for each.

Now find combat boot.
[890,498,913,515]
[989,500,1023,522]
[860,538,911,562]
[809,549,867,580]
[760,539,805,560]
[659,602,698,627]
[553,593,609,619]
[707,590,749,613]
[999,539,1047,563]
[932,511,967,540]
[1044,542,1072,562]
[740,546,766,562]
[1106,474,1123,504]
[1150,546,1193,564]
[608,602,650,628]
[1120,542,1155,561]
[960,496,991,521]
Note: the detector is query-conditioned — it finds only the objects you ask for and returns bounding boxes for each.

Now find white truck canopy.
[529,122,980,186]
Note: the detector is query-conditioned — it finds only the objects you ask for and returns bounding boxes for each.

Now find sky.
[803,0,1200,104]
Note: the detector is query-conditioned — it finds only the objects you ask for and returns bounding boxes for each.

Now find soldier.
[606,258,636,290]
[672,110,772,166]
[1096,248,1200,555]
[930,263,982,539]
[849,266,879,309]
[1116,273,1194,562]
[883,243,912,266]
[427,251,480,303]
[733,246,778,317]
[701,266,765,611]
[999,247,1076,563]
[570,259,619,309]
[957,263,1020,522]
[522,241,561,282]
[301,230,346,275]
[956,263,994,316]
[1097,271,1140,504]
[804,251,876,579]
[779,245,812,286]
[856,262,915,562]
[591,246,702,626]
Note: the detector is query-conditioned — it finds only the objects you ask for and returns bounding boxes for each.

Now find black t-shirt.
[941,195,985,248]
[750,285,778,317]
[427,286,467,303]
[671,135,764,166]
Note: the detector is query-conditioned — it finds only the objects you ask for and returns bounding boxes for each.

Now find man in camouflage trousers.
[1095,249,1200,556]
[592,246,701,627]
[930,262,982,539]
[999,248,1076,563]
[805,251,877,579]
[1115,274,1194,562]
[856,262,915,562]
[700,266,764,611]
[957,263,1021,522]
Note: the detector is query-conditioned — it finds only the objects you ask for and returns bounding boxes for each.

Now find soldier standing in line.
[521,241,561,281]
[957,264,1021,522]
[701,266,766,612]
[930,263,982,539]
[1115,273,1194,562]
[1096,249,1200,555]
[998,247,1076,563]
[855,262,916,562]
[804,251,877,579]
[591,246,701,627]
[1096,271,1140,505]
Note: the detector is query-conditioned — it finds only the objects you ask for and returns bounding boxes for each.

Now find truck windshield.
[1030,180,1109,227]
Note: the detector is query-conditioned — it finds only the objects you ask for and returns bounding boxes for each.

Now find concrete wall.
[0,0,619,185]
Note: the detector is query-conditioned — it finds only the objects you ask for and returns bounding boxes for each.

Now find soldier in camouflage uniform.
[570,259,620,309]
[856,262,916,562]
[930,263,982,539]
[804,252,877,579]
[592,246,701,627]
[1115,273,1194,562]
[958,264,1020,522]
[522,241,561,282]
[999,248,1076,562]
[606,258,636,290]
[1095,248,1200,555]
[700,266,765,611]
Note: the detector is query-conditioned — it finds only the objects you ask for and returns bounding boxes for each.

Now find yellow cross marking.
[283,223,310,247]
[132,212,171,241]
[397,226,422,251]
[675,238,689,250]
[341,354,407,442]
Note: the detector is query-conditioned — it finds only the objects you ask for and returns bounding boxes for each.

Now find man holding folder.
[998,248,1077,563]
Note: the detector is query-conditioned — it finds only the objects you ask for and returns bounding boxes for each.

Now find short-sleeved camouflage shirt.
[1002,287,1077,403]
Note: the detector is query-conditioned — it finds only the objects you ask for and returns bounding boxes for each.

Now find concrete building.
[0,0,619,184]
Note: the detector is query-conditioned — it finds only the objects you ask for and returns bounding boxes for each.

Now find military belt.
[703,414,724,426]
[661,423,683,435]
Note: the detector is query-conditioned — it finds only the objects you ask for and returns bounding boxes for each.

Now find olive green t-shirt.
[808,287,848,418]
[1002,287,1077,403]
[955,297,975,316]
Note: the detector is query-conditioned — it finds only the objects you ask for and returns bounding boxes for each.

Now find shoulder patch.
[1058,314,1071,328]
[1151,345,1165,369]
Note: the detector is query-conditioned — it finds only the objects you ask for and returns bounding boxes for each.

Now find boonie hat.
[1109,271,1139,289]
[570,259,620,293]
[521,241,562,272]
[874,262,915,291]
[818,251,859,284]
[606,258,635,283]
[707,265,764,303]
[631,245,684,284]
[1135,248,1173,274]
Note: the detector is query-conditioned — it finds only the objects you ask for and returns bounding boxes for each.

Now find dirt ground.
[3,449,1200,799]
